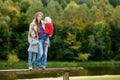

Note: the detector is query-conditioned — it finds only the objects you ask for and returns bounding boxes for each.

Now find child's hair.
[44,17,52,23]
[29,28,37,38]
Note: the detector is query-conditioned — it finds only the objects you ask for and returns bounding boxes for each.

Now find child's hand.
[37,41,39,43]
[49,35,52,37]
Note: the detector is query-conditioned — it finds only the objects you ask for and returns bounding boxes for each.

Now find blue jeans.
[36,39,48,68]
[28,51,36,67]
[44,34,49,42]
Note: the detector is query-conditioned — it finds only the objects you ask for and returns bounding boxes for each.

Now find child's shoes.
[44,41,49,46]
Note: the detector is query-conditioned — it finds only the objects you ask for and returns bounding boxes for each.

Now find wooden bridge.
[0,67,84,80]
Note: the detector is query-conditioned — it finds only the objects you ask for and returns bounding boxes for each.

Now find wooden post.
[63,71,69,80]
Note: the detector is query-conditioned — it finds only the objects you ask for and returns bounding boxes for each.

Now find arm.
[49,23,54,37]
[29,38,39,45]
[28,23,33,43]
[28,23,36,43]
[30,41,39,45]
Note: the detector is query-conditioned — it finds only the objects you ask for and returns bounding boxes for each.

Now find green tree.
[44,0,63,24]
[0,15,10,59]
[26,0,44,23]
[109,0,120,7]
[44,0,64,60]
[17,31,28,60]
[0,0,18,59]
[55,0,67,9]
[20,0,31,13]
[61,1,84,60]
[86,22,111,60]
[110,6,120,60]
[0,0,119,61]
[78,3,92,24]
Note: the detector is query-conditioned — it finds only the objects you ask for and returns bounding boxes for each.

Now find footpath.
[17,75,120,80]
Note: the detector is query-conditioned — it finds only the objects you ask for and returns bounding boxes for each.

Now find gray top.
[28,37,38,53]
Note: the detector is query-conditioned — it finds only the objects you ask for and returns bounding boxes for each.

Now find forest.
[0,0,120,61]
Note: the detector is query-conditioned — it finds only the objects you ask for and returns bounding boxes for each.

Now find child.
[44,16,54,46]
[28,29,38,70]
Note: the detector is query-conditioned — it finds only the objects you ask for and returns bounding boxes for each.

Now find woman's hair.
[34,12,43,24]
[34,12,43,34]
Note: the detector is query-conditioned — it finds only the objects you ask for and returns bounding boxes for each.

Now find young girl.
[28,29,38,70]
[44,17,54,46]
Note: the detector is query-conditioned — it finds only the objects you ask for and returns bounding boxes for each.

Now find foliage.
[0,61,120,69]
[7,51,19,65]
[0,0,120,61]
[114,54,120,60]
[20,0,31,13]
[109,0,120,7]
[85,22,111,60]
[26,0,44,23]
[17,31,28,60]
[76,53,91,61]
[0,14,11,59]
[110,5,120,60]
[44,0,63,25]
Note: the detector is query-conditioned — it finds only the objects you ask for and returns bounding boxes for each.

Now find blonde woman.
[28,12,49,70]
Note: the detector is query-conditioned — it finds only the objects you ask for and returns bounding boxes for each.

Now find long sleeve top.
[44,23,54,36]
[28,37,38,53]
[28,19,45,42]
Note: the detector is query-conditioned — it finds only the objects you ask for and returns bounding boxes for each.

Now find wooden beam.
[0,67,84,80]
[0,67,83,74]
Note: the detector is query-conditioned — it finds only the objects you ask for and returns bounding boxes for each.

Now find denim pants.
[36,39,48,68]
[28,51,36,67]
[44,34,49,42]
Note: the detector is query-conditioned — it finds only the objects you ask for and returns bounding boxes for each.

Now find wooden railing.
[0,67,84,80]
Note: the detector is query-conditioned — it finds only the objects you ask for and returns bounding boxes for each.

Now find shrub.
[8,51,19,65]
[76,53,91,61]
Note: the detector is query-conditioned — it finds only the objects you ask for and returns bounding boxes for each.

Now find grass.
[47,61,120,68]
[0,60,28,69]
[73,77,120,80]
[0,60,120,69]
[20,75,120,80]
[70,75,120,80]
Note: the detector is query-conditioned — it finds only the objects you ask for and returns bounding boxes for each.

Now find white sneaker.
[29,67,32,70]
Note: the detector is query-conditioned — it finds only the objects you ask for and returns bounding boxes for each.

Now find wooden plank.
[0,67,84,80]
[0,67,84,74]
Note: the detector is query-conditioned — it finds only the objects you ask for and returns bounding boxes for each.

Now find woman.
[28,12,49,70]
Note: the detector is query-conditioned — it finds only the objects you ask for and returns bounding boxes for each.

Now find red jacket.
[44,23,54,36]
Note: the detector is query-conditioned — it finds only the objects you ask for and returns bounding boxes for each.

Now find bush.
[8,51,19,65]
[76,53,91,61]
[114,54,120,61]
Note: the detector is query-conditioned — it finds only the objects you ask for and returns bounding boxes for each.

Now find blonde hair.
[44,17,52,23]
[34,12,43,34]
[34,12,43,24]
[29,28,37,38]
